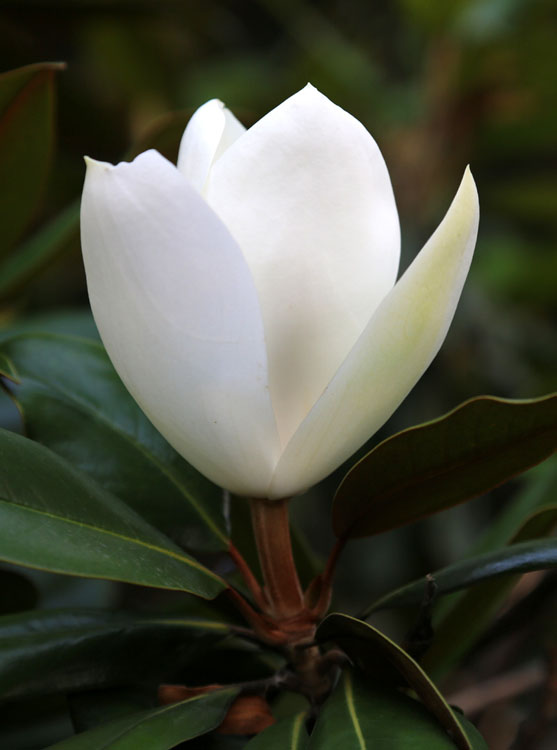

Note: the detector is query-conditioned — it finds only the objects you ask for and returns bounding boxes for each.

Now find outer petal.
[269,168,479,499]
[80,149,280,496]
[207,84,400,448]
[177,99,245,192]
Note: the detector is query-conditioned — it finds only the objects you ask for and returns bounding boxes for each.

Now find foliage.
[0,2,556,747]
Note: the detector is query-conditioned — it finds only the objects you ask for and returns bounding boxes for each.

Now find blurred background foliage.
[0,1,555,745]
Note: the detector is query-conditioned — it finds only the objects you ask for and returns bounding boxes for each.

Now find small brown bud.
[217,694,275,735]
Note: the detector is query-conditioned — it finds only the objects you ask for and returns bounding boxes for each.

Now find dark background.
[0,3,556,745]
[1,0,556,612]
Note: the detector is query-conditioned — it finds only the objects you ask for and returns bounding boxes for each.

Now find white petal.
[207,84,400,448]
[81,150,280,496]
[177,99,245,192]
[269,168,479,499]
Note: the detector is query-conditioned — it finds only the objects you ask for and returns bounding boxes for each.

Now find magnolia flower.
[81,85,479,500]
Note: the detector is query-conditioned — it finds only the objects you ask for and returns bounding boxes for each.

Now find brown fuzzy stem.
[250,497,305,620]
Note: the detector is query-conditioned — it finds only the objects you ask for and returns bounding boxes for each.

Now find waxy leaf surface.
[333,394,557,539]
[245,713,309,749]
[0,429,224,599]
[45,688,238,749]
[0,333,228,551]
[317,614,473,750]
[0,608,231,699]
[366,536,557,616]
[309,671,487,749]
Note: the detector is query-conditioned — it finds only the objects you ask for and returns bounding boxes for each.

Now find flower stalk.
[249,497,305,621]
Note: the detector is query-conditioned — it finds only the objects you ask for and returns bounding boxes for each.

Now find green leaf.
[422,510,557,678]
[317,614,475,750]
[0,201,79,300]
[245,713,309,749]
[426,458,557,625]
[365,536,557,616]
[458,457,557,558]
[309,671,487,749]
[45,687,239,749]
[0,428,224,599]
[0,333,228,551]
[0,608,231,699]
[0,62,65,255]
[0,309,99,343]
[333,394,557,539]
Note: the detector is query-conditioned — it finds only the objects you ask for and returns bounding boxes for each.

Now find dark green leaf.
[420,508,557,678]
[333,394,557,539]
[0,62,65,255]
[427,458,557,626]
[309,671,487,749]
[0,333,228,551]
[0,608,231,699]
[0,201,79,300]
[317,614,474,750]
[45,687,238,749]
[0,309,99,343]
[0,428,224,598]
[365,536,557,616]
[245,713,309,749]
[460,458,557,558]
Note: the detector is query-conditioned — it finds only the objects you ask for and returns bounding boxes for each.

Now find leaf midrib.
[0,497,223,587]
[0,617,230,646]
[6,336,227,544]
[344,672,366,750]
[92,690,234,750]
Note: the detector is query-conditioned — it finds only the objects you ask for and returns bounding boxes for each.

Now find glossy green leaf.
[0,201,79,300]
[0,608,231,699]
[0,333,228,551]
[309,671,487,749]
[0,62,65,255]
[427,458,557,626]
[45,687,238,749]
[421,508,557,678]
[245,713,308,749]
[0,309,99,343]
[333,394,557,539]
[0,428,224,598]
[365,535,557,616]
[465,458,557,558]
[317,614,475,749]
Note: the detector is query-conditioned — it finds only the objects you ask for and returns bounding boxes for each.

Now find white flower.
[80,85,479,499]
